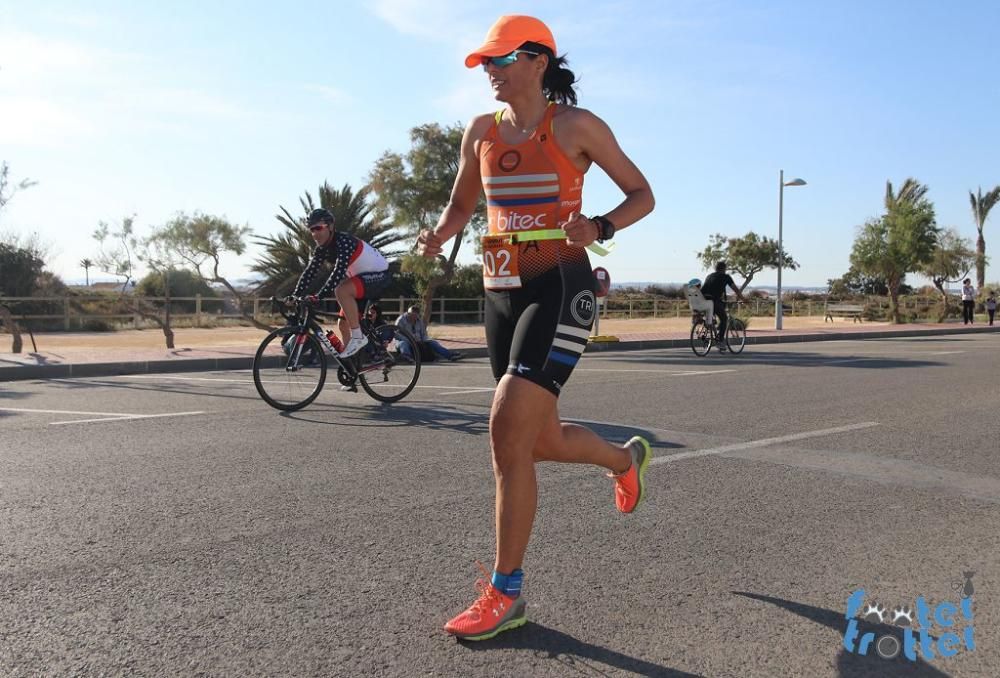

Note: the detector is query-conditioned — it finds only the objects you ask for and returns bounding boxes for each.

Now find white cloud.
[0,95,94,146]
[371,0,481,43]
[303,83,354,106]
[0,32,102,85]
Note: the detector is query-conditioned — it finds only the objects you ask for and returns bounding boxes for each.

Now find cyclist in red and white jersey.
[292,208,389,357]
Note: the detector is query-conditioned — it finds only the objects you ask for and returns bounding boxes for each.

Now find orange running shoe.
[444,575,527,641]
[609,436,651,513]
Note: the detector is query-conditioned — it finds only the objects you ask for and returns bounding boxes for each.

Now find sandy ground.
[3,315,885,351]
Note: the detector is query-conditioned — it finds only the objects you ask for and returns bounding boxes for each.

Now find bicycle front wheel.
[359,325,421,403]
[726,318,747,354]
[253,328,327,411]
[690,320,713,356]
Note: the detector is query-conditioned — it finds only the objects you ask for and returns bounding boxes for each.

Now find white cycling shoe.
[338,336,368,358]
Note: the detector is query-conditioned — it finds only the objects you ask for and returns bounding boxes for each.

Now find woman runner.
[417,14,656,641]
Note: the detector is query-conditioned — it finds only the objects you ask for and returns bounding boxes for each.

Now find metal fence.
[0,293,950,331]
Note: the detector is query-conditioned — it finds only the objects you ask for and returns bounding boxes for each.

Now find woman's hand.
[561,212,599,248]
[416,229,444,257]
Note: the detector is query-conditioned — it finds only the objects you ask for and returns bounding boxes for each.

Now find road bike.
[252,297,421,410]
[690,303,746,357]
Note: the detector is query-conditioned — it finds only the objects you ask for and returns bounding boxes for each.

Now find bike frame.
[275,298,390,379]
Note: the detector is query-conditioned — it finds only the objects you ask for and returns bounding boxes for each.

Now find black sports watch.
[591,215,615,243]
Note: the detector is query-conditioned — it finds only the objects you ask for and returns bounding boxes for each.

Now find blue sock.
[491,569,524,598]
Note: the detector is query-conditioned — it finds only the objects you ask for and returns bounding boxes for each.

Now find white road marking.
[572,367,737,375]
[101,375,251,384]
[651,422,880,464]
[0,407,206,426]
[435,388,497,396]
[50,411,206,426]
[2,406,143,417]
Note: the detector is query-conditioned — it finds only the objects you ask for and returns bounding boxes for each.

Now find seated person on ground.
[394,306,464,362]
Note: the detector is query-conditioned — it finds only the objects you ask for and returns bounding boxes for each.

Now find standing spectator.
[961,278,976,325]
[986,291,997,326]
[395,306,464,362]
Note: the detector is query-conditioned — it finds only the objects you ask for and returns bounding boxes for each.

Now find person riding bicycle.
[290,208,390,358]
[700,261,744,352]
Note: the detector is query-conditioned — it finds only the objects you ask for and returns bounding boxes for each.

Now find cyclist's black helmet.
[306,208,335,227]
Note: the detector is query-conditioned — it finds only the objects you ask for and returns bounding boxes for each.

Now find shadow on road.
[733,592,950,677]
[460,621,703,677]
[281,404,683,451]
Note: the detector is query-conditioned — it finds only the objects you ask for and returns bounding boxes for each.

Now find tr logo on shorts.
[570,290,596,326]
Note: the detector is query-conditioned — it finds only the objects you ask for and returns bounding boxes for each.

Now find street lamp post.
[776,170,806,330]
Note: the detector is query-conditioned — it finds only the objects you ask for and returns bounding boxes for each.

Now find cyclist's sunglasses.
[481,49,539,70]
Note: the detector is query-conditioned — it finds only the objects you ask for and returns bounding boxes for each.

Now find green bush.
[80,319,115,332]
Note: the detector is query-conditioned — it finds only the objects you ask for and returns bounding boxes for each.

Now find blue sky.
[2,0,999,288]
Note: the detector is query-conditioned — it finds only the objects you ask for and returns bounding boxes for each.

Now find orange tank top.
[479,103,588,288]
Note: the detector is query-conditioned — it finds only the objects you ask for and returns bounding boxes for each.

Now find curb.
[1,325,995,382]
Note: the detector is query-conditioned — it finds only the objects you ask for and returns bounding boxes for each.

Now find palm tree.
[251,182,408,296]
[884,177,929,211]
[969,186,1000,290]
[79,258,94,286]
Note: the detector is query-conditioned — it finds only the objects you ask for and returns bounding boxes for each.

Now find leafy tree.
[135,268,216,306]
[920,228,975,321]
[697,232,798,293]
[0,237,46,297]
[438,263,485,298]
[151,212,270,330]
[93,216,139,291]
[252,183,406,297]
[368,122,487,322]
[827,266,891,297]
[93,216,178,347]
[969,185,1000,290]
[850,178,939,323]
[0,161,37,218]
[0,234,47,352]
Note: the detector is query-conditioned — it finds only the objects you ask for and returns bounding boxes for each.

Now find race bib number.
[481,235,521,289]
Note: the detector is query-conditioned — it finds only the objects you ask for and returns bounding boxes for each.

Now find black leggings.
[962,300,975,324]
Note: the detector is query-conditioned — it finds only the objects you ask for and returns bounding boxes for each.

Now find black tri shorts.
[337,269,390,318]
[485,265,597,397]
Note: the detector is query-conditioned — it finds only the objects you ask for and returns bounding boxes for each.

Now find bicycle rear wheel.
[359,325,421,403]
[253,328,327,411]
[690,320,713,356]
[726,318,746,354]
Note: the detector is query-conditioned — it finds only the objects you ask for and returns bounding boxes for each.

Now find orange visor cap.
[464,15,557,68]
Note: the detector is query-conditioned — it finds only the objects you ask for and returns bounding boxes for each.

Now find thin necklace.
[507,107,546,135]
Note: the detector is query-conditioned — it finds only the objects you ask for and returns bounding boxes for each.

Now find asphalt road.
[2,335,998,677]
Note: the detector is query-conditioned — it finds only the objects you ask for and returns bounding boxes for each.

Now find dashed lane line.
[650,422,880,464]
[0,407,207,426]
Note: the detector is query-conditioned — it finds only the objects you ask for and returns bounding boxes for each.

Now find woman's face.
[483,51,545,102]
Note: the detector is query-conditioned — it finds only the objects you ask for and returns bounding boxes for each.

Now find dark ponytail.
[522,41,578,106]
